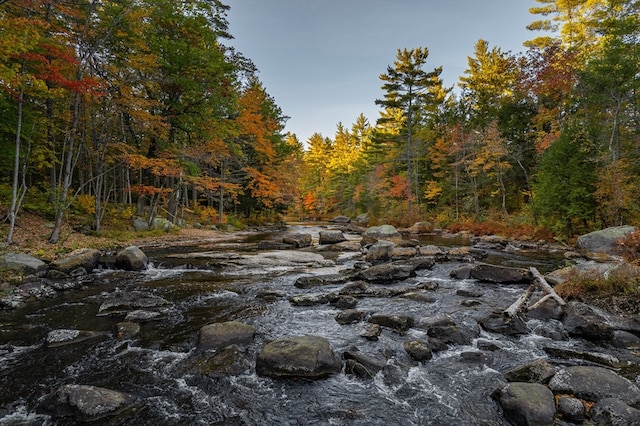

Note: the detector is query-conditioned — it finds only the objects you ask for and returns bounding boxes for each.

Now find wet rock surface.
[255,335,342,379]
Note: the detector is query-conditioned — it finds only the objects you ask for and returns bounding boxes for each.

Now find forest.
[0,0,638,245]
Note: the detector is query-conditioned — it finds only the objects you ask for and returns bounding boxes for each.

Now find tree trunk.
[49,91,81,243]
[7,92,25,244]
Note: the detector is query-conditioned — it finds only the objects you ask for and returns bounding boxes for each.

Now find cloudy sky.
[226,0,538,143]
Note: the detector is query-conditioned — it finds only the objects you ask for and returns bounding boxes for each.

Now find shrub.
[555,264,640,301]
[617,229,640,264]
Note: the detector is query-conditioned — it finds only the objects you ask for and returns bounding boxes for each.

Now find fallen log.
[529,267,566,307]
[503,267,566,318]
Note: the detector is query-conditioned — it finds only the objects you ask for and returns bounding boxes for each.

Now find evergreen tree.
[375,47,444,212]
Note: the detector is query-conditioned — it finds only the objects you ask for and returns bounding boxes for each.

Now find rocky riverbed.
[1,222,640,425]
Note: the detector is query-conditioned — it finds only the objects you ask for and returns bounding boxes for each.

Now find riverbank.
[1,213,231,262]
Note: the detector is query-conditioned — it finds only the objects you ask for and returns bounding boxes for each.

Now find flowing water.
[0,225,584,425]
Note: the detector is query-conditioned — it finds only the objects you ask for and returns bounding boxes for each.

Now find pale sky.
[226,0,538,143]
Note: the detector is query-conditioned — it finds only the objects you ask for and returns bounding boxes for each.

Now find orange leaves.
[123,152,182,178]
[389,174,411,199]
[243,166,280,208]
[301,192,318,214]
[236,83,278,161]
[127,184,173,196]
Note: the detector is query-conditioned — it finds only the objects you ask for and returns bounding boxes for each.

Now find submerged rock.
[343,348,386,378]
[503,358,556,384]
[255,335,342,379]
[197,321,256,352]
[98,290,170,315]
[41,384,138,422]
[45,329,106,347]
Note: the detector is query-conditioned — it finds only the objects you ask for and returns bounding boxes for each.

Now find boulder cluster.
[0,245,149,308]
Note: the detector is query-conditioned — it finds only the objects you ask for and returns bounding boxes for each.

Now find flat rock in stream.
[548,366,640,406]
[40,384,138,422]
[503,358,556,384]
[45,329,106,347]
[255,335,342,379]
[234,251,334,268]
[470,263,532,283]
[294,274,349,289]
[98,290,170,315]
[358,262,417,283]
[318,231,347,245]
[197,321,256,352]
[368,314,414,333]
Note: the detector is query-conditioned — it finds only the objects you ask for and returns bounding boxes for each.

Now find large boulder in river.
[282,233,312,248]
[562,301,614,342]
[0,253,47,277]
[329,215,351,224]
[576,225,636,258]
[362,225,402,244]
[255,335,342,379]
[591,398,640,425]
[318,230,347,245]
[115,246,148,271]
[197,321,256,352]
[40,384,138,422]
[365,240,395,263]
[358,262,417,283]
[51,248,101,274]
[549,366,640,406]
[491,382,556,426]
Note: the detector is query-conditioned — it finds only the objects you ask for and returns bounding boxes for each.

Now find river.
[0,224,611,425]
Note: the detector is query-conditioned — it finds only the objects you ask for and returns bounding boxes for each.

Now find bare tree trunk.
[49,92,81,243]
[7,92,25,244]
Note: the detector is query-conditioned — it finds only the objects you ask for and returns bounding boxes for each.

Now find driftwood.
[503,267,566,319]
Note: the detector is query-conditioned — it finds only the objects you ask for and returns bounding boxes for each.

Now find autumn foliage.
[1,0,639,244]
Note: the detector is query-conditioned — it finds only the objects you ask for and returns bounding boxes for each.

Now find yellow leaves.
[424,181,443,201]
